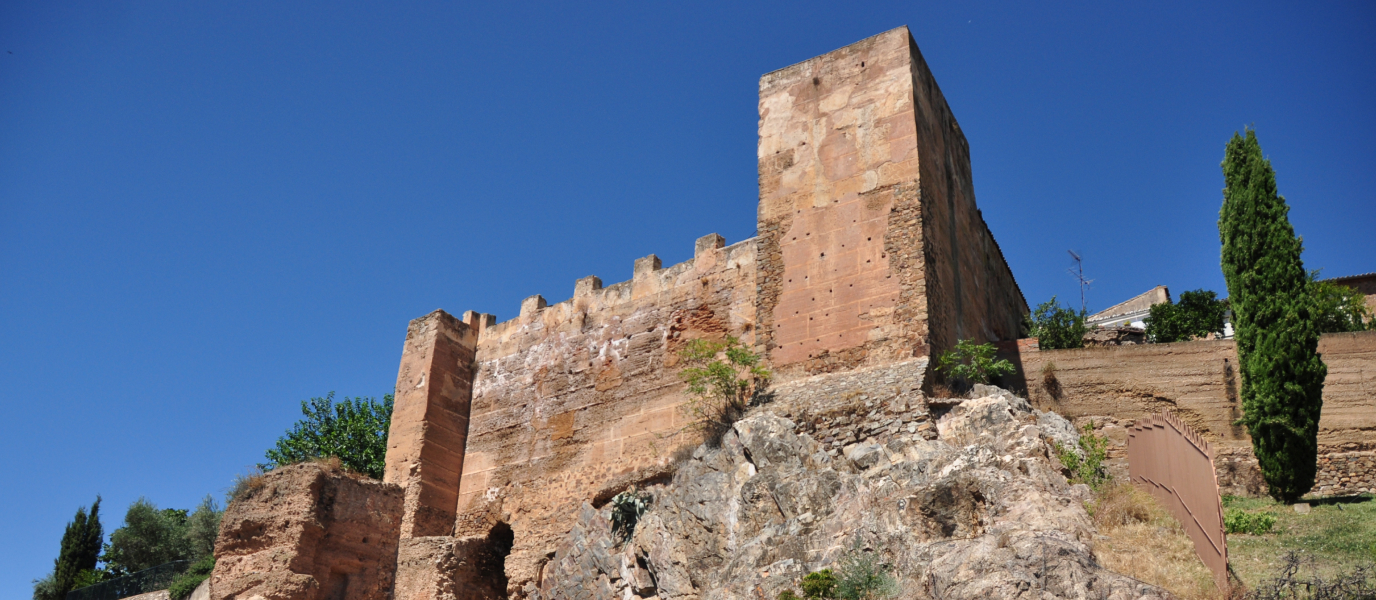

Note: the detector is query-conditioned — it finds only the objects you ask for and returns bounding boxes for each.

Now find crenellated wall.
[380,27,1028,597]
[452,234,758,590]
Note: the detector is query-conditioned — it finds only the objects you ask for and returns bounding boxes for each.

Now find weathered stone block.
[210,463,402,600]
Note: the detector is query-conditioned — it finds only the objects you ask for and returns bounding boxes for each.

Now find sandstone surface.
[210,463,403,600]
[528,390,1168,599]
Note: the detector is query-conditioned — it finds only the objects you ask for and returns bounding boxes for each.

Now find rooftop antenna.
[1067,250,1093,314]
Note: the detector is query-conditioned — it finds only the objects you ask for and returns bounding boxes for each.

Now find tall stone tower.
[756,26,1025,375]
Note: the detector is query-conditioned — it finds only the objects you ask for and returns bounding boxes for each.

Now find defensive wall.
[380,26,1028,597]
[1001,330,1376,497]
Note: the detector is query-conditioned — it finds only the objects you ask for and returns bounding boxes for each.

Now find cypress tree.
[51,496,104,596]
[1219,129,1326,503]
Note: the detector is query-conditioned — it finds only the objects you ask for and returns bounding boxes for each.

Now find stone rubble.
[528,388,1169,600]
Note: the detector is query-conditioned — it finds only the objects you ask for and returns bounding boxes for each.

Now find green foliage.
[32,571,63,600]
[833,550,899,599]
[778,591,803,600]
[1225,508,1277,535]
[1026,296,1089,350]
[262,392,394,479]
[1144,289,1228,343]
[70,569,106,590]
[787,551,898,600]
[44,496,105,597]
[168,555,215,600]
[936,339,1015,386]
[1055,423,1111,491]
[678,337,770,446]
[184,495,223,560]
[609,487,649,543]
[102,499,194,577]
[1219,128,1326,503]
[1310,273,1375,333]
[801,569,837,598]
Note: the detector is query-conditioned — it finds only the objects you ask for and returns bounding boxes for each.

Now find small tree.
[1310,273,1374,333]
[102,499,193,577]
[1143,289,1228,343]
[1219,128,1326,503]
[936,339,1015,387]
[183,495,223,560]
[263,392,394,479]
[1025,296,1088,350]
[678,337,770,446]
[1054,423,1111,490]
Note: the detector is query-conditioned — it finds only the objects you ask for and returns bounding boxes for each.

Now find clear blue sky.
[2,0,1372,593]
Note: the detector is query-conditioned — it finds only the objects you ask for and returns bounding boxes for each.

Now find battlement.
[382,27,1028,594]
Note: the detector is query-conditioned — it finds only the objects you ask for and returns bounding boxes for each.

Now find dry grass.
[1091,482,1228,600]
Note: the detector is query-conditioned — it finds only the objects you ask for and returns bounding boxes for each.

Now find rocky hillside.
[529,388,1169,599]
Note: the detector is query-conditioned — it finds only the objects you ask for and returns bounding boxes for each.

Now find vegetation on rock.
[678,336,770,447]
[262,392,394,479]
[609,487,649,543]
[1026,296,1089,350]
[167,555,215,600]
[1219,128,1326,503]
[1054,423,1110,491]
[936,339,1015,386]
[777,548,898,600]
[1144,289,1228,343]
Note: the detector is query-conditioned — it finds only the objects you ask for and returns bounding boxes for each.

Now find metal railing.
[65,560,190,600]
[1128,412,1228,591]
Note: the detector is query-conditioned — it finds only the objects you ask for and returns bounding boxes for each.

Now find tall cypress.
[51,496,105,596]
[1219,129,1326,503]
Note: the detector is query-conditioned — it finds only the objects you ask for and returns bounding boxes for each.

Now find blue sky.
[2,0,1372,593]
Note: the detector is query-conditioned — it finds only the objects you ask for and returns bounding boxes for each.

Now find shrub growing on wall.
[678,336,770,447]
[1309,273,1375,333]
[1025,296,1088,350]
[1143,289,1228,343]
[1219,128,1326,503]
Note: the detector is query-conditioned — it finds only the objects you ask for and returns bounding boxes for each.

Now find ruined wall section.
[757,28,920,376]
[905,36,1026,359]
[454,234,757,593]
[1008,332,1376,496]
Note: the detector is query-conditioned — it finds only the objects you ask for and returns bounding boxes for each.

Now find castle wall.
[755,27,1025,378]
[452,235,757,591]
[1006,331,1376,496]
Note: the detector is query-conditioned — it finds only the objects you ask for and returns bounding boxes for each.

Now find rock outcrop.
[210,462,403,600]
[529,390,1168,599]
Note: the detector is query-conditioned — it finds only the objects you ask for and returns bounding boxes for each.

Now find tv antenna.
[1067,250,1093,313]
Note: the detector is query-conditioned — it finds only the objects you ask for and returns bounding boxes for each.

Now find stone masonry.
[375,27,1028,597]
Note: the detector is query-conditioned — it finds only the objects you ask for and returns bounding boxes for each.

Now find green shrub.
[1225,508,1277,535]
[801,569,837,598]
[262,392,394,479]
[102,499,194,577]
[834,550,898,600]
[778,591,803,600]
[936,339,1015,386]
[1054,423,1111,491]
[1026,297,1089,350]
[609,488,649,543]
[1310,273,1375,333]
[168,555,215,600]
[678,337,770,446]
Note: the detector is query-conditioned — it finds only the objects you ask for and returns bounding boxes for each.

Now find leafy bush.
[184,496,222,560]
[801,569,837,597]
[782,551,898,600]
[168,555,215,600]
[936,339,1015,386]
[1054,423,1111,491]
[1025,297,1088,350]
[609,487,649,543]
[678,337,770,447]
[1225,508,1277,535]
[1143,289,1227,343]
[262,392,394,479]
[1310,273,1375,333]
